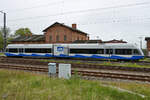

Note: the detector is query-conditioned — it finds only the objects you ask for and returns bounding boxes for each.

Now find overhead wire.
[4,1,150,35]
[6,0,64,13]
[7,1,150,22]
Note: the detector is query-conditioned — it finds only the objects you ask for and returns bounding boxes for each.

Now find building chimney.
[72,24,77,29]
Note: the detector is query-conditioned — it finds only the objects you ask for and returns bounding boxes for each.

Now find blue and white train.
[5,43,144,60]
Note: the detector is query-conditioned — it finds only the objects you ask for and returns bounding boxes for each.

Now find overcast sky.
[0,0,150,48]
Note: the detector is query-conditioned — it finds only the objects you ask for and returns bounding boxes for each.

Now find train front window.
[133,49,140,55]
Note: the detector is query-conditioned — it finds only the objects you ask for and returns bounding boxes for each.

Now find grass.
[99,62,150,68]
[41,59,150,68]
[0,69,150,100]
[0,53,4,56]
[101,81,150,98]
[140,58,150,62]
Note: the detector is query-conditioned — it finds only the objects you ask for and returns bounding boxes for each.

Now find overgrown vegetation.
[140,58,150,62]
[0,69,149,100]
[0,27,11,50]
[41,59,150,68]
[14,28,32,36]
[0,53,4,56]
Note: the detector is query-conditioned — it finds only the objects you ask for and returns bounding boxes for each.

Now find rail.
[0,63,150,82]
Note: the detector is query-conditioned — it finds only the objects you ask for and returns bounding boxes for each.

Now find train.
[4,43,144,60]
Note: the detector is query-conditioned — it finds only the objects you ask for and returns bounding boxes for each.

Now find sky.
[0,0,150,48]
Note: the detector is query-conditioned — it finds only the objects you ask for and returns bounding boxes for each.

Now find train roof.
[7,44,53,48]
[7,43,138,49]
[68,43,138,49]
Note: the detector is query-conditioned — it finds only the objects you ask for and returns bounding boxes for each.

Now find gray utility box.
[58,64,71,79]
[48,63,56,77]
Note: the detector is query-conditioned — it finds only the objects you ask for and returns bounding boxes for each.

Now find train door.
[53,44,69,56]
[19,48,24,53]
[105,49,113,56]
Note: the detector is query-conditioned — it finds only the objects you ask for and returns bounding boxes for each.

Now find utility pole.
[0,11,6,52]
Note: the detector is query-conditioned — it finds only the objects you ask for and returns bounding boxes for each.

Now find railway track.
[0,63,150,82]
[1,56,150,66]
[1,57,150,82]
[1,57,150,72]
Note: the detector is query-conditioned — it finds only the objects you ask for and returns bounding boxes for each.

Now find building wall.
[146,40,150,56]
[44,25,88,43]
[146,40,150,51]
[11,23,89,44]
[145,38,150,56]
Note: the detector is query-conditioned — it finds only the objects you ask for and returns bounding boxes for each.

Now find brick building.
[145,37,150,56]
[11,22,89,44]
[11,22,127,45]
[43,22,89,43]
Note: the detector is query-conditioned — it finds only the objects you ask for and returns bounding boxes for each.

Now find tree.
[0,27,10,37]
[15,28,32,36]
[0,27,10,50]
[0,32,4,50]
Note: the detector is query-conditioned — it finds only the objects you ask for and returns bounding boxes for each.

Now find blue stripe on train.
[111,55,144,60]
[5,53,19,56]
[4,53,144,60]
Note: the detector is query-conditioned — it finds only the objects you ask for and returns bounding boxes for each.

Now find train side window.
[9,48,18,53]
[106,49,113,54]
[70,49,104,54]
[97,49,104,54]
[45,49,51,53]
[39,48,51,53]
[39,49,42,53]
[70,49,86,54]
[25,48,51,53]
[115,49,132,55]
[125,49,132,55]
[133,49,140,55]
[25,48,31,53]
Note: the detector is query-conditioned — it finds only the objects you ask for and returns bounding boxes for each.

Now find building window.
[64,35,67,41]
[49,35,52,41]
[56,35,59,42]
